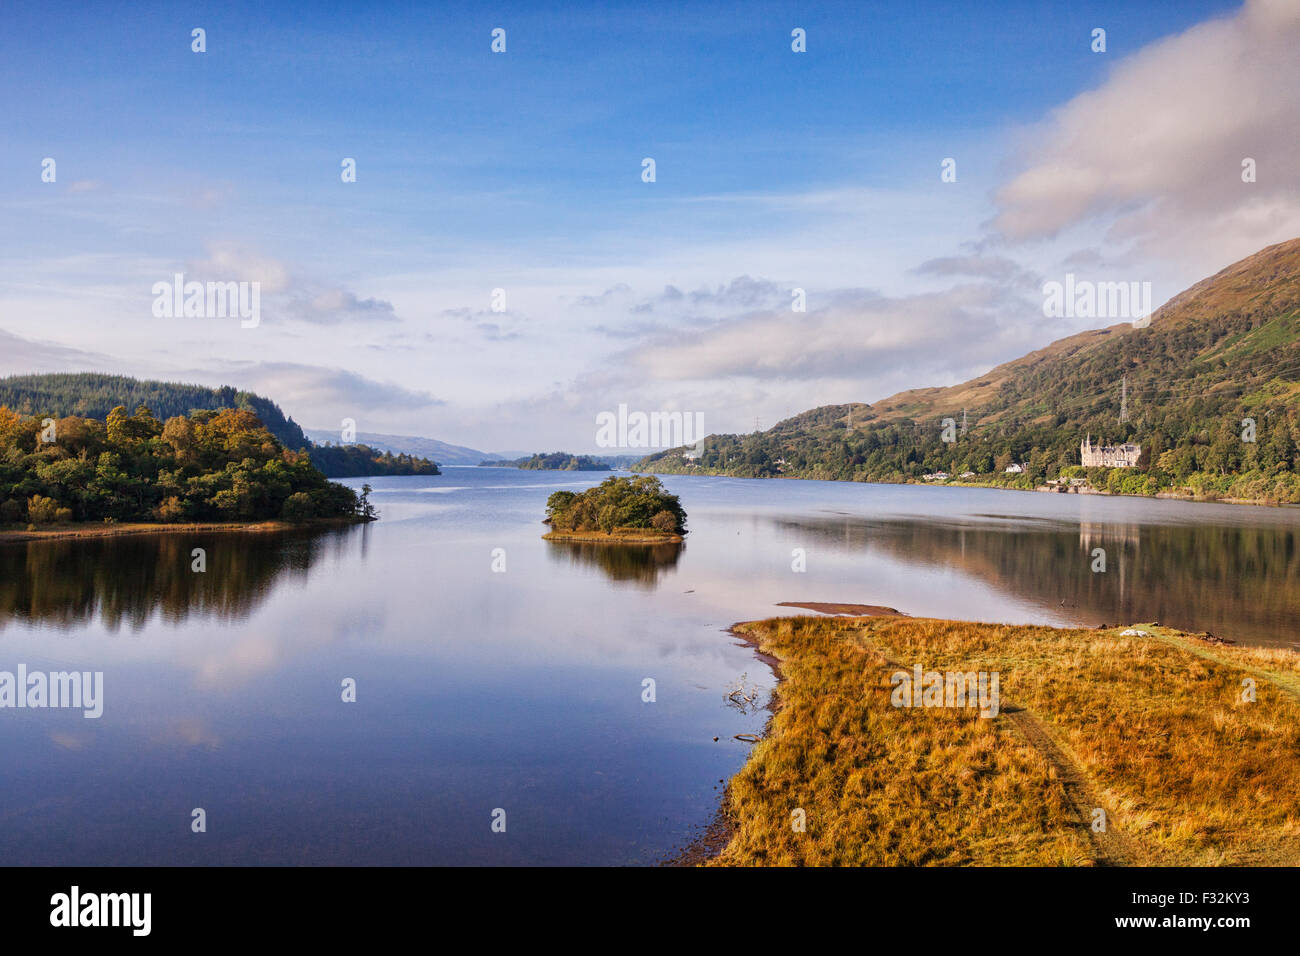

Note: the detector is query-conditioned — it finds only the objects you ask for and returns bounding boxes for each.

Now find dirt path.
[1003,708,1142,866]
[867,633,1140,866]
[1153,629,1300,701]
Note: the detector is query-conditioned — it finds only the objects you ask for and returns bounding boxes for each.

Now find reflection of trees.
[544,539,682,589]
[0,527,359,631]
[773,516,1300,646]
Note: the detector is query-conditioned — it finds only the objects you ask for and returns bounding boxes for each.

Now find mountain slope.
[639,238,1300,502]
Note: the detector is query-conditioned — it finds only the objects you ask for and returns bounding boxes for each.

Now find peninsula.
[702,612,1300,866]
[0,404,373,533]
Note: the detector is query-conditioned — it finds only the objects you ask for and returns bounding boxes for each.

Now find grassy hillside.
[640,238,1300,503]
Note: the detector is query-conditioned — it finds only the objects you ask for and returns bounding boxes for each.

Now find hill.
[0,374,438,479]
[304,428,488,465]
[0,404,362,526]
[0,373,310,450]
[638,238,1300,504]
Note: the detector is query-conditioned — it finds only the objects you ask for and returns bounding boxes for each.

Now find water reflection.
[0,526,361,631]
[774,514,1300,646]
[543,539,683,588]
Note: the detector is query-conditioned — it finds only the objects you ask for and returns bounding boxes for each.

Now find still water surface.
[1,468,1296,864]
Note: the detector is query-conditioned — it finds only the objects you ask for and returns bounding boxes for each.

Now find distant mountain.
[0,373,438,478]
[639,238,1300,503]
[304,429,488,465]
[486,449,534,462]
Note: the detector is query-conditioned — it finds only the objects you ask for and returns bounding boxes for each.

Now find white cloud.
[198,361,445,424]
[0,328,114,376]
[188,242,290,293]
[992,0,1300,270]
[625,283,1044,383]
[287,289,397,324]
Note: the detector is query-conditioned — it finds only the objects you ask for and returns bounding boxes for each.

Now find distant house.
[1080,435,1141,468]
[959,471,976,479]
[1004,463,1025,474]
[922,471,949,481]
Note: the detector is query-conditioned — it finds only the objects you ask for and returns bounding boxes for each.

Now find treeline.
[0,374,440,478]
[481,451,610,471]
[312,442,440,477]
[0,404,364,526]
[0,373,311,449]
[545,476,686,534]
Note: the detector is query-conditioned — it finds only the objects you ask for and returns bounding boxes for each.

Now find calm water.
[1,468,1297,865]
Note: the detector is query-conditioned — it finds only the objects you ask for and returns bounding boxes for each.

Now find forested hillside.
[0,374,438,478]
[0,374,310,448]
[638,238,1300,504]
[0,404,361,525]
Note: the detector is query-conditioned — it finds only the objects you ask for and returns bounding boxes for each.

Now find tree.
[358,484,378,521]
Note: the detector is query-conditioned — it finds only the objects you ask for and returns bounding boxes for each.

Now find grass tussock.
[713,616,1300,866]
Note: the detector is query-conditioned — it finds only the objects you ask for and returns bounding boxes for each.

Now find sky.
[1,0,1297,453]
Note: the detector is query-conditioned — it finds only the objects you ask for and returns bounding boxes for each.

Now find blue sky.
[2,0,1296,451]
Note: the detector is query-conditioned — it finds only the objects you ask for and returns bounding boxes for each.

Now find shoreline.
[671,602,904,866]
[686,608,1300,866]
[664,623,780,867]
[541,530,684,544]
[636,469,1300,509]
[0,516,368,545]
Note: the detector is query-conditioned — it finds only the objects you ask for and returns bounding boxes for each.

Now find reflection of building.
[1081,435,1141,468]
[1079,522,1141,552]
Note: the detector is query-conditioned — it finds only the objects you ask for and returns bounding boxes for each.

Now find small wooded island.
[0,403,374,535]
[482,451,610,471]
[543,475,686,543]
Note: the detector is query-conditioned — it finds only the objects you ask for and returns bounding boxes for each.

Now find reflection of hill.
[0,527,360,631]
[773,515,1300,646]
[544,539,682,589]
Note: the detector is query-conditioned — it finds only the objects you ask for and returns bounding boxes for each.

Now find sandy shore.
[775,601,903,617]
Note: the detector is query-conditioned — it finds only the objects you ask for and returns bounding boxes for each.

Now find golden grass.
[712,617,1300,866]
